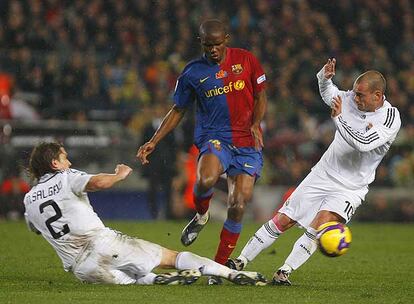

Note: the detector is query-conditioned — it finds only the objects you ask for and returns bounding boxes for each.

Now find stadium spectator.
[0,0,412,194]
[0,83,39,121]
[137,19,267,285]
[227,58,401,285]
[170,145,199,219]
[24,142,266,286]
[140,102,177,219]
[0,73,13,119]
[0,168,29,220]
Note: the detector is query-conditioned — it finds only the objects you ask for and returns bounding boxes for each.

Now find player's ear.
[374,90,382,101]
[51,159,60,170]
[225,34,230,43]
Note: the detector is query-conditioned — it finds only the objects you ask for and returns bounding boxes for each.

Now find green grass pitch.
[1,221,413,304]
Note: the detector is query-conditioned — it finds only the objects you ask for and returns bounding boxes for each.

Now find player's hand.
[136,141,156,164]
[323,58,336,79]
[331,95,342,117]
[251,124,264,151]
[115,164,133,180]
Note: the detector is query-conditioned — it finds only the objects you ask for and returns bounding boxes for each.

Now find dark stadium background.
[0,0,413,222]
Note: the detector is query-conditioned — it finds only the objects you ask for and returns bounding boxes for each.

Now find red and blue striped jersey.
[173,47,266,148]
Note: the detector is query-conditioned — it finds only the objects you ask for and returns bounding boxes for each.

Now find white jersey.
[315,68,401,191]
[24,169,105,271]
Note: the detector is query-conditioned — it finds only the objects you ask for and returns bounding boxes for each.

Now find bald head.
[199,19,227,38]
[355,70,386,95]
[353,70,386,112]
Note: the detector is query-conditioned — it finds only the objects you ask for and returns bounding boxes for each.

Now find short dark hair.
[199,19,227,37]
[29,142,63,180]
[355,70,386,94]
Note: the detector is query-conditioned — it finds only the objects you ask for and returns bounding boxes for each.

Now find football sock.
[239,219,283,263]
[193,186,214,215]
[195,211,209,225]
[284,227,317,270]
[175,251,233,278]
[278,264,293,273]
[214,219,242,265]
[136,273,157,285]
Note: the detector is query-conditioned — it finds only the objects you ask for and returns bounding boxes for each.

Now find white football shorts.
[278,168,367,229]
[72,228,163,284]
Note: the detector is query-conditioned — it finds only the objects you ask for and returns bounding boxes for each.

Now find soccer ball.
[316,221,352,257]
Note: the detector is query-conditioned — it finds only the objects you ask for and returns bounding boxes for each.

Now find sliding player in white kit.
[24,142,267,285]
[226,58,401,285]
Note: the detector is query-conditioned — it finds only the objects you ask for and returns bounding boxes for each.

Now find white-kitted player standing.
[226,58,401,285]
[24,142,267,285]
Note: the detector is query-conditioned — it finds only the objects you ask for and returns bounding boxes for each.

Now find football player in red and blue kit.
[137,19,267,285]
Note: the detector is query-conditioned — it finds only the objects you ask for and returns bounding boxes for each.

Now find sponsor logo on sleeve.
[257,74,266,84]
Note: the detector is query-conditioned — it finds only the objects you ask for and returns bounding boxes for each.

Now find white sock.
[239,220,282,263]
[278,264,293,273]
[197,212,209,224]
[284,228,318,271]
[136,272,157,285]
[175,251,234,279]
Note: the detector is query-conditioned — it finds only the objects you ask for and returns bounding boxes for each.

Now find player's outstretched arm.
[136,105,186,165]
[85,164,132,192]
[316,58,342,107]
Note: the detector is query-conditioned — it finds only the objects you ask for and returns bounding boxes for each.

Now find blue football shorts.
[198,139,263,179]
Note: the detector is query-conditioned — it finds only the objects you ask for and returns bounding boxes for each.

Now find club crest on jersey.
[231,64,243,74]
[215,70,228,79]
[209,139,222,151]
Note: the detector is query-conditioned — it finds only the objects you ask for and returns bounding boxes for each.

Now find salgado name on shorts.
[30,181,63,203]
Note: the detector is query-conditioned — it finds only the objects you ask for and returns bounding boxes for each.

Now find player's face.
[52,148,72,171]
[200,31,229,64]
[353,80,381,112]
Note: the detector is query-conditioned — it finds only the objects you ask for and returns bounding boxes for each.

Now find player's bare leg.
[274,210,345,285]
[181,154,223,246]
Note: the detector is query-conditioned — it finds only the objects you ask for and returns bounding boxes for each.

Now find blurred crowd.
[0,0,413,220]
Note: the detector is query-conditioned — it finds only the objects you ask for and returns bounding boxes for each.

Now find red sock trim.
[271,216,286,233]
[194,193,213,215]
[214,227,240,265]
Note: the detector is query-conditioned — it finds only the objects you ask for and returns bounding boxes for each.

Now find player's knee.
[272,212,295,232]
[159,248,179,268]
[311,210,345,229]
[227,204,245,221]
[233,188,253,205]
[320,210,344,222]
[196,175,217,191]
